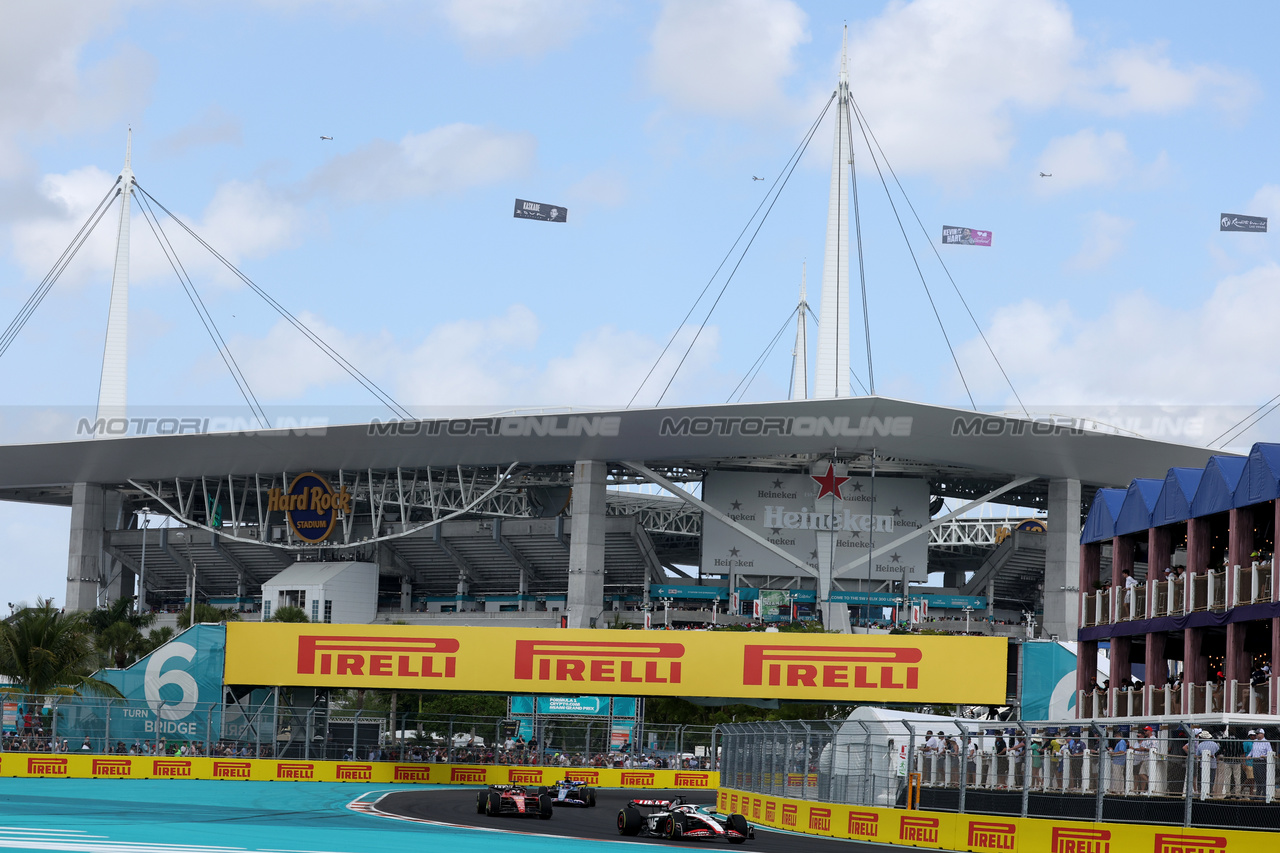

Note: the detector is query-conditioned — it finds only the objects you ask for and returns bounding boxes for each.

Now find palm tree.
[96,621,144,669]
[87,596,155,635]
[177,603,241,630]
[271,606,309,623]
[0,599,122,699]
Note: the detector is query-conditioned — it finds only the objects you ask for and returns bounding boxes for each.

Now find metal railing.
[0,695,715,769]
[717,718,1279,831]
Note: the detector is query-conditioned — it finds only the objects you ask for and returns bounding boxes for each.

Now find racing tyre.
[485,792,502,816]
[663,815,684,840]
[476,791,486,814]
[538,794,554,820]
[727,814,749,844]
[586,788,596,807]
[537,786,550,797]
[618,806,643,836]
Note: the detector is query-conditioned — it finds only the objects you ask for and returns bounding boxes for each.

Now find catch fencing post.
[1017,722,1031,818]
[1089,724,1106,822]
[957,722,969,815]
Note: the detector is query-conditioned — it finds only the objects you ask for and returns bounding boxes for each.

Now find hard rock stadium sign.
[224,624,1006,704]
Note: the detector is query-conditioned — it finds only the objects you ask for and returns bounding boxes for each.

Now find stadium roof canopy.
[0,396,1224,505]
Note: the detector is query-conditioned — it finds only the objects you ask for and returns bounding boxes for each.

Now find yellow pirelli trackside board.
[223,623,1007,704]
[718,788,1271,853]
[0,754,717,788]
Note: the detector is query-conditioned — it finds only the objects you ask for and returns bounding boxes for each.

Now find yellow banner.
[0,754,716,788]
[718,788,1271,852]
[224,623,1006,703]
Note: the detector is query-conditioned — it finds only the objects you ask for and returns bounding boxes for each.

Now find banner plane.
[224,624,1007,704]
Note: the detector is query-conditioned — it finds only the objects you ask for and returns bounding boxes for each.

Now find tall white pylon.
[96,129,133,426]
[790,262,808,400]
[814,27,852,399]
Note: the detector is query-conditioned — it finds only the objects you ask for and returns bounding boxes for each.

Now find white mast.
[96,129,133,426]
[814,27,851,399]
[789,262,808,400]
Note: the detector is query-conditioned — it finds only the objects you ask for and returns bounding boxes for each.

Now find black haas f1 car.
[475,785,553,820]
[542,778,597,807]
[617,797,752,843]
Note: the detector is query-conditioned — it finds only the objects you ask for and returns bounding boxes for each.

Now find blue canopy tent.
[1115,478,1163,536]
[1235,443,1280,507]
[1082,488,1127,544]
[1189,455,1247,518]
[1151,467,1203,529]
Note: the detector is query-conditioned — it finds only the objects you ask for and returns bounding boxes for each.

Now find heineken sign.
[701,469,929,582]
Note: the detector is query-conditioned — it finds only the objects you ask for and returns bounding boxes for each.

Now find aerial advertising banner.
[514,198,567,222]
[223,624,1006,704]
[941,225,992,246]
[1220,213,1267,232]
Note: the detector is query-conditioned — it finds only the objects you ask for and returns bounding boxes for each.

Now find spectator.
[1109,736,1128,793]
[1247,730,1273,799]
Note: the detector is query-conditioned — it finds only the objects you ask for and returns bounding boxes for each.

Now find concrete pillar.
[400,577,412,612]
[456,575,470,611]
[1226,623,1247,702]
[1044,478,1081,641]
[812,461,852,633]
[1187,518,1210,576]
[1272,617,1280,713]
[566,460,607,629]
[1148,526,1172,585]
[1076,640,1098,706]
[1184,628,1207,684]
[1228,506,1254,575]
[1111,535,1134,587]
[65,483,106,612]
[1146,632,1166,689]
[1111,636,1131,689]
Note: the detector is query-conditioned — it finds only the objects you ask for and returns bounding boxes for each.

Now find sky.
[3,0,1280,606]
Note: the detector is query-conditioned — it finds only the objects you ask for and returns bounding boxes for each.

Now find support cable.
[654,94,837,406]
[1211,395,1280,447]
[850,97,1027,417]
[630,92,837,408]
[133,184,414,421]
[846,104,875,395]
[728,307,796,403]
[845,98,976,410]
[135,188,270,429]
[0,180,121,359]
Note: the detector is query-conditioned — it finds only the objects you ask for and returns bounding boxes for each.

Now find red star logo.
[811,464,849,500]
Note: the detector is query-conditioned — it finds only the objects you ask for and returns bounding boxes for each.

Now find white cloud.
[438,0,597,56]
[225,306,723,407]
[958,262,1280,408]
[647,0,809,119]
[848,0,1078,175]
[1067,211,1134,270]
[154,106,243,158]
[565,169,629,211]
[843,0,1255,179]
[7,167,304,291]
[1080,43,1257,118]
[1034,129,1133,193]
[0,3,152,180]
[308,124,535,203]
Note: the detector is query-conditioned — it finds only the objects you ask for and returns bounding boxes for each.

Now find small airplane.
[320,136,333,141]
[752,176,764,181]
[1038,172,1052,177]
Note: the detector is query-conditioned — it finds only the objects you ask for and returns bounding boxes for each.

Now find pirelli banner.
[719,789,1269,853]
[224,624,1006,703]
[0,754,716,788]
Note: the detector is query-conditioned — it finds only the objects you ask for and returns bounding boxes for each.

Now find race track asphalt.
[375,788,894,852]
